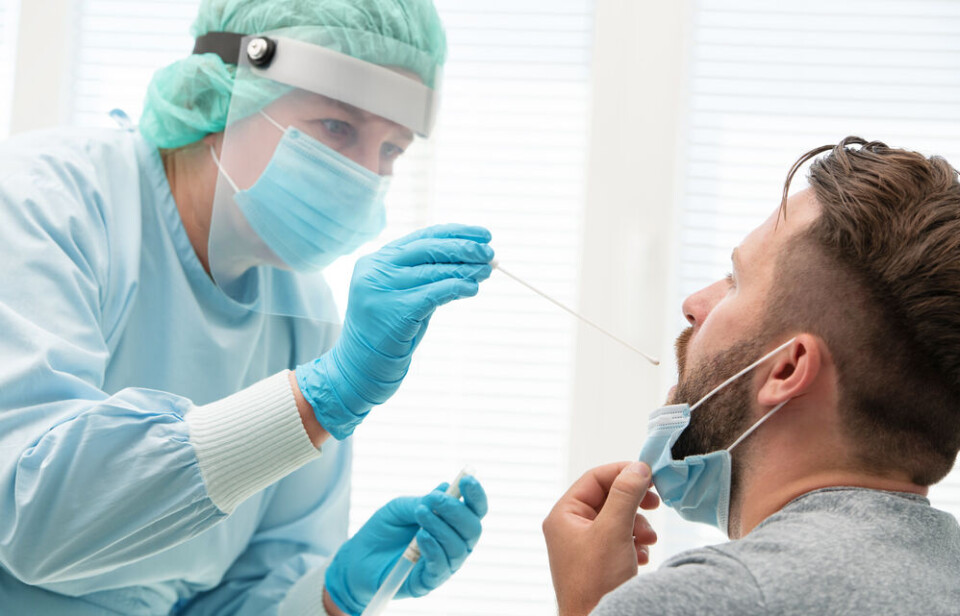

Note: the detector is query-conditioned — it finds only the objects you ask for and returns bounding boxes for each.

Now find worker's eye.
[381,142,406,161]
[320,119,355,140]
[724,271,736,289]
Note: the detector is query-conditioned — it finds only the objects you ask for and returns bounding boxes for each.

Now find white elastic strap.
[210,112,282,195]
[209,145,241,194]
[259,110,286,133]
[726,399,789,452]
[690,337,797,412]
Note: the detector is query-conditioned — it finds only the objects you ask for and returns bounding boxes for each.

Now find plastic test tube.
[360,468,473,616]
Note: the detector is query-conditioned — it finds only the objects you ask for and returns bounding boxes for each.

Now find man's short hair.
[766,137,960,485]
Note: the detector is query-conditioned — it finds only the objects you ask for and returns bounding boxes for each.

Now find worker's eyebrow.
[330,98,365,119]
[731,247,742,274]
[330,97,415,142]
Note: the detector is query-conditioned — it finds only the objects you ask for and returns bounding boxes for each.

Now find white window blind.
[0,0,19,138]
[344,2,593,613]
[671,0,960,558]
[70,0,196,127]
[68,2,595,614]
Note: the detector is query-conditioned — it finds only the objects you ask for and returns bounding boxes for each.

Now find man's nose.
[681,279,728,329]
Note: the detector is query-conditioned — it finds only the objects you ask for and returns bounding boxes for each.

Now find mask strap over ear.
[726,399,789,452]
[690,337,797,412]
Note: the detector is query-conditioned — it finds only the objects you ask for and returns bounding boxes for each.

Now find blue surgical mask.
[211,111,389,271]
[639,338,796,533]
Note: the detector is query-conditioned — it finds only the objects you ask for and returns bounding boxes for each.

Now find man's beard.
[669,327,764,460]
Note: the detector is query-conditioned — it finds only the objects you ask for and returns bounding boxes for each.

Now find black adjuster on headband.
[194,32,278,67]
[194,31,277,67]
[193,32,277,67]
[244,37,277,67]
[193,32,246,64]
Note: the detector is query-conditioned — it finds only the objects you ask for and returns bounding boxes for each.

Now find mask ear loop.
[690,337,797,412]
[726,399,789,452]
[209,145,240,193]
[259,110,286,133]
[209,110,287,194]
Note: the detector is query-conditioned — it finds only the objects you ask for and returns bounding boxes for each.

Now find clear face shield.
[200,28,441,321]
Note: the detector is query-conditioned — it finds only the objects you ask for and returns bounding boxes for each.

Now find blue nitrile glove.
[296,224,494,439]
[324,476,489,616]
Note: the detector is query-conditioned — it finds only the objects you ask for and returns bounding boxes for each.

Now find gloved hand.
[296,224,494,439]
[324,475,489,616]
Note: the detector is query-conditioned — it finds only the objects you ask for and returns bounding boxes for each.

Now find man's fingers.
[635,539,650,566]
[640,488,660,511]
[558,461,635,516]
[595,462,653,531]
[632,513,657,546]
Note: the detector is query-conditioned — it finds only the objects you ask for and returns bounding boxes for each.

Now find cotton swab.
[491,260,659,366]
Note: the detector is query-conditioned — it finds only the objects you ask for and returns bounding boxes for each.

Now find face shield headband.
[195,31,440,138]
[201,29,442,321]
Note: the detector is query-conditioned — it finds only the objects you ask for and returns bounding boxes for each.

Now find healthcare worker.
[0,1,491,614]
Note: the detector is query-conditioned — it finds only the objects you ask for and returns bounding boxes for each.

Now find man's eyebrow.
[731,247,742,273]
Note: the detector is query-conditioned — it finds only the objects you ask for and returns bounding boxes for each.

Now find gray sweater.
[592,487,960,615]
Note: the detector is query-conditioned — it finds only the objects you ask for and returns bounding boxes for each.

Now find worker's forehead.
[270,65,423,115]
[270,89,357,113]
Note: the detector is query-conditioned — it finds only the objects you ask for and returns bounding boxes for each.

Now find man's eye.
[725,272,736,287]
[321,119,354,138]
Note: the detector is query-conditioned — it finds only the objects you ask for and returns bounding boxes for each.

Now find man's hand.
[543,461,660,616]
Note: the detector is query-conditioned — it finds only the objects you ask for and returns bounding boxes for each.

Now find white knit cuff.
[186,370,322,513]
[279,567,330,616]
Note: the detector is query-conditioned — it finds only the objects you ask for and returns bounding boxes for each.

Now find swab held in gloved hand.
[361,467,475,616]
[491,259,660,366]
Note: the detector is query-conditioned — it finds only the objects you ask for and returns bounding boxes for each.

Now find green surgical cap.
[140,0,447,149]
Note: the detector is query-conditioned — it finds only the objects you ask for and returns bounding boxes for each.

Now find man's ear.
[757,334,823,406]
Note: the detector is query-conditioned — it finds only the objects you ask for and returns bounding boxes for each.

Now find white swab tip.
[490,258,500,269]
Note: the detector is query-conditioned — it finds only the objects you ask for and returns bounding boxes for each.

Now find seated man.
[543,137,960,615]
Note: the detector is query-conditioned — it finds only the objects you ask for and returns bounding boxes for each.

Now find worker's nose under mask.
[639,338,796,534]
[210,111,389,271]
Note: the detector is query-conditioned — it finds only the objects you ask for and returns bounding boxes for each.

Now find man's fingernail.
[626,461,649,478]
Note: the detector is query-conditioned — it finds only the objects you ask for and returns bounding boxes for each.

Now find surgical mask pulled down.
[211,111,389,272]
[639,338,797,533]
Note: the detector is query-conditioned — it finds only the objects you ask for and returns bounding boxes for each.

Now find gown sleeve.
[176,440,352,616]
[0,150,320,586]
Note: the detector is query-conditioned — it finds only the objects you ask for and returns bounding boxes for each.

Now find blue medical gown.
[0,125,350,614]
